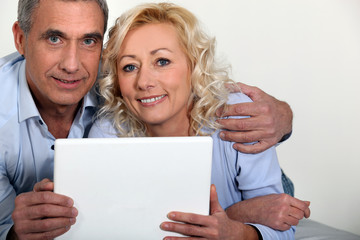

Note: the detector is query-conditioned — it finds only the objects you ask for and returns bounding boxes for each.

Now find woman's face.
[116,23,192,135]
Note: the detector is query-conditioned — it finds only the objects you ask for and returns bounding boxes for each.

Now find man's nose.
[59,42,80,74]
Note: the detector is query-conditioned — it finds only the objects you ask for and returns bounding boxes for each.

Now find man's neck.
[36,100,83,139]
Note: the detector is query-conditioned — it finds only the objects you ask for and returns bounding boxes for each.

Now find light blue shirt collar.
[18,60,39,122]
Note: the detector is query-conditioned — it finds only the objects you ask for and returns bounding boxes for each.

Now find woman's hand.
[160,185,259,240]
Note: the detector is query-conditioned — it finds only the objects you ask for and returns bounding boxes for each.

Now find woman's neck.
[146,115,193,137]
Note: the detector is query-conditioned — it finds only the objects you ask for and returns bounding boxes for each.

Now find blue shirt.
[88,93,295,239]
[0,52,97,239]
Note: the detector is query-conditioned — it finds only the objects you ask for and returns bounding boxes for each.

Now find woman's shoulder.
[226,92,252,105]
[211,92,254,148]
[221,92,252,121]
[88,118,119,138]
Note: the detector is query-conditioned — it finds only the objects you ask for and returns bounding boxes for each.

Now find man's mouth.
[54,77,80,84]
[139,94,166,103]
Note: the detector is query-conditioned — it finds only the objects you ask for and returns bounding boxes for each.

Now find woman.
[89,3,295,239]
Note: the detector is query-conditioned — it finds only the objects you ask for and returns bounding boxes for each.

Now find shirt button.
[39,119,43,125]
[51,145,55,150]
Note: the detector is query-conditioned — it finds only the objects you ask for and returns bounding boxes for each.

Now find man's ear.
[12,21,26,56]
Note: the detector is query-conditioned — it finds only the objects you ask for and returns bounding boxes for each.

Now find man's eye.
[123,64,137,72]
[48,36,60,44]
[84,39,95,46]
[157,58,170,66]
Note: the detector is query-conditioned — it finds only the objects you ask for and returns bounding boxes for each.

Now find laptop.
[54,136,213,239]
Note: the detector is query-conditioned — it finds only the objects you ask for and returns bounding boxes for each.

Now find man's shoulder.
[0,52,23,68]
[0,52,24,128]
[0,52,25,84]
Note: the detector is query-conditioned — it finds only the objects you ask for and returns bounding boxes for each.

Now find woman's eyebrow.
[118,55,136,62]
[118,48,173,62]
[150,48,173,55]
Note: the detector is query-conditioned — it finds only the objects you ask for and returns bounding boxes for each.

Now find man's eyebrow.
[84,32,103,41]
[40,29,65,39]
[40,30,103,41]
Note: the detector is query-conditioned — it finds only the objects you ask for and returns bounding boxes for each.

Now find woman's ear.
[12,21,26,56]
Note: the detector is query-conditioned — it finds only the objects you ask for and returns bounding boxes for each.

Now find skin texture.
[8,1,104,239]
[9,180,77,240]
[226,194,311,231]
[218,82,293,154]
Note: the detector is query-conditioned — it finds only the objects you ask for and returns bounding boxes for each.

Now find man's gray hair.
[17,0,109,36]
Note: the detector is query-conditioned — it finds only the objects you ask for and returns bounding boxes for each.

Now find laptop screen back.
[54,137,212,239]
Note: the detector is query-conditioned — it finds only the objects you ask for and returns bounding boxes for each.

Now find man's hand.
[217,82,293,154]
[226,194,310,231]
[160,185,258,240]
[9,179,77,240]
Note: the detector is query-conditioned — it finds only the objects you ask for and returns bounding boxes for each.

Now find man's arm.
[7,179,77,240]
[226,194,310,231]
[217,82,293,154]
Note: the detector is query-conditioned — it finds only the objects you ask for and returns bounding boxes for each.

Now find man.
[0,0,309,239]
[1,1,106,239]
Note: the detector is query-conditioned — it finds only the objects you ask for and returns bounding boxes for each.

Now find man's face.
[17,0,104,109]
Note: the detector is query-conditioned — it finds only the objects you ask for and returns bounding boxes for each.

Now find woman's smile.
[138,94,167,105]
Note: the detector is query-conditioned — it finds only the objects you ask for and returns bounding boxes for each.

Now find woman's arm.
[160,185,260,240]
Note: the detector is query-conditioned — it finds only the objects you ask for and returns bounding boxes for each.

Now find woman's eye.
[48,36,60,44]
[123,64,137,72]
[157,58,170,66]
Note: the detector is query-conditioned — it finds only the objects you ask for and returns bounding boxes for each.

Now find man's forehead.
[32,0,105,35]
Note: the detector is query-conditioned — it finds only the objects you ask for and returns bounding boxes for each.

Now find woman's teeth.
[140,95,165,103]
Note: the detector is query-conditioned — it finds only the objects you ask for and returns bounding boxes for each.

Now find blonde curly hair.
[98,2,236,137]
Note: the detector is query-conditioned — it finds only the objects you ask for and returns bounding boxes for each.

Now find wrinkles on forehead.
[25,0,106,35]
[29,0,104,40]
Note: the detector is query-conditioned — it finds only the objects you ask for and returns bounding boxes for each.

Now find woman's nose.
[136,66,156,90]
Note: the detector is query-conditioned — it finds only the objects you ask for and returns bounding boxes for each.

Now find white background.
[1,0,360,235]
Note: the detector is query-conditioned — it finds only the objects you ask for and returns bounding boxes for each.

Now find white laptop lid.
[54,136,213,240]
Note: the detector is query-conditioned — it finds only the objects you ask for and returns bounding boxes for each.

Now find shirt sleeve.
[250,224,296,240]
[0,147,16,240]
[279,131,292,143]
[234,145,296,239]
[227,93,296,239]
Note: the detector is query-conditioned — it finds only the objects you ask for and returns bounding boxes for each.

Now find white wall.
[1,0,360,235]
